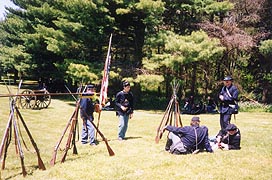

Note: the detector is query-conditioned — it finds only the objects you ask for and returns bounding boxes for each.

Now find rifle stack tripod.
[155,81,183,143]
[0,80,46,177]
[50,85,115,166]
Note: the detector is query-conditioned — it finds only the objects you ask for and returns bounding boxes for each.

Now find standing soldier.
[80,84,99,145]
[115,81,134,141]
[218,76,239,130]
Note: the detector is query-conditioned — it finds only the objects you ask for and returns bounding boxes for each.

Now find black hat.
[87,84,95,89]
[223,76,233,81]
[226,124,237,131]
[191,116,200,122]
[123,81,130,87]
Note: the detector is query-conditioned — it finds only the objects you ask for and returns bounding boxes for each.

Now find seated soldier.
[211,123,241,150]
[163,116,213,155]
[206,96,218,113]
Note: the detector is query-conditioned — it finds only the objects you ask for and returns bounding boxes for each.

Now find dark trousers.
[220,113,231,130]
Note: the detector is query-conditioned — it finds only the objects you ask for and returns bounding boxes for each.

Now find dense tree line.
[0,0,271,107]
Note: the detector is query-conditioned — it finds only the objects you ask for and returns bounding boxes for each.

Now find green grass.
[0,84,272,180]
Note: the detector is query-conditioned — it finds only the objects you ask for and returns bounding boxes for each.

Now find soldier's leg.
[118,115,125,139]
[81,119,88,144]
[223,114,231,129]
[87,120,96,145]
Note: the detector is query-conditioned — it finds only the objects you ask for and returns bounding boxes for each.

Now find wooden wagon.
[19,89,51,109]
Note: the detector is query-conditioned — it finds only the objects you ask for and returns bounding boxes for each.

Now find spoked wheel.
[19,89,36,109]
[36,90,51,109]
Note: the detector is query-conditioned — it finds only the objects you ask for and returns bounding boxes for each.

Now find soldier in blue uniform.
[211,123,241,150]
[163,117,213,155]
[80,84,99,145]
[218,76,239,130]
[115,81,134,140]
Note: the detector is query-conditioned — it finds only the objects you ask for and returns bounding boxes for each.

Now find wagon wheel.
[36,90,51,108]
[19,89,37,109]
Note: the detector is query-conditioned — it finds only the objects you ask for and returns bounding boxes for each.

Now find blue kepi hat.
[223,76,233,81]
[123,81,130,87]
[191,117,200,122]
[226,124,237,131]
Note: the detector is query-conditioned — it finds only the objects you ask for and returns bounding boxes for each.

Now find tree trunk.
[190,63,197,95]
[13,69,18,85]
[262,87,268,103]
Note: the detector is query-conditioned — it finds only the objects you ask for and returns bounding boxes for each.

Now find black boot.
[165,138,173,151]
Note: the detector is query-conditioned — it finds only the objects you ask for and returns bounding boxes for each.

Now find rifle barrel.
[0,92,99,98]
[15,107,46,170]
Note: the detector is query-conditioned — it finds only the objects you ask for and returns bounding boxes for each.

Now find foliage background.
[0,0,271,106]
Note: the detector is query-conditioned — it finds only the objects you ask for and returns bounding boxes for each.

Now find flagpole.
[99,33,112,106]
[96,34,112,139]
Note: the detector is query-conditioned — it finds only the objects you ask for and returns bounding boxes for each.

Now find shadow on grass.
[3,164,41,180]
[124,136,142,140]
[105,136,142,142]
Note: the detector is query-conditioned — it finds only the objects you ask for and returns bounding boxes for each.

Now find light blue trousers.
[81,117,95,144]
[118,114,129,139]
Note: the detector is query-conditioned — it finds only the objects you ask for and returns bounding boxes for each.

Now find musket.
[0,84,15,169]
[0,104,13,170]
[15,107,46,170]
[50,85,84,165]
[50,101,79,166]
[155,81,183,143]
[60,102,80,163]
[15,112,30,152]
[13,108,27,176]
[81,109,115,156]
[60,85,83,164]
[155,98,174,143]
[65,85,80,147]
[176,101,183,127]
[0,92,99,98]
[11,80,27,176]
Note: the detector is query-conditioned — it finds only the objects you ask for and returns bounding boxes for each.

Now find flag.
[99,34,112,106]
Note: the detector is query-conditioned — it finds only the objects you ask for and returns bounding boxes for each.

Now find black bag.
[229,104,239,114]
[234,104,239,114]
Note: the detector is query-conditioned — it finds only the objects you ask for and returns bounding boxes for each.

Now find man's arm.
[129,92,134,113]
[115,92,127,112]
[115,92,121,108]
[216,129,227,142]
[164,125,187,135]
[231,86,239,101]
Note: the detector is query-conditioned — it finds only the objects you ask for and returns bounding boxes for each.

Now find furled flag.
[99,34,112,106]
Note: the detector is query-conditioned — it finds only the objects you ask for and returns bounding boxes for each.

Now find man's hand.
[121,105,128,111]
[94,104,102,113]
[216,136,222,143]
[219,142,229,150]
[129,113,133,119]
[219,95,224,101]
[161,125,168,133]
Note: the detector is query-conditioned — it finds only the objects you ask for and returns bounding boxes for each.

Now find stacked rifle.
[155,81,183,143]
[0,80,46,177]
[50,85,114,166]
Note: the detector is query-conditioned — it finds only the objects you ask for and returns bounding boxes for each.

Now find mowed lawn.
[0,84,271,180]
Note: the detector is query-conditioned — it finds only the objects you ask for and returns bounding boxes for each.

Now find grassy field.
[0,84,271,180]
